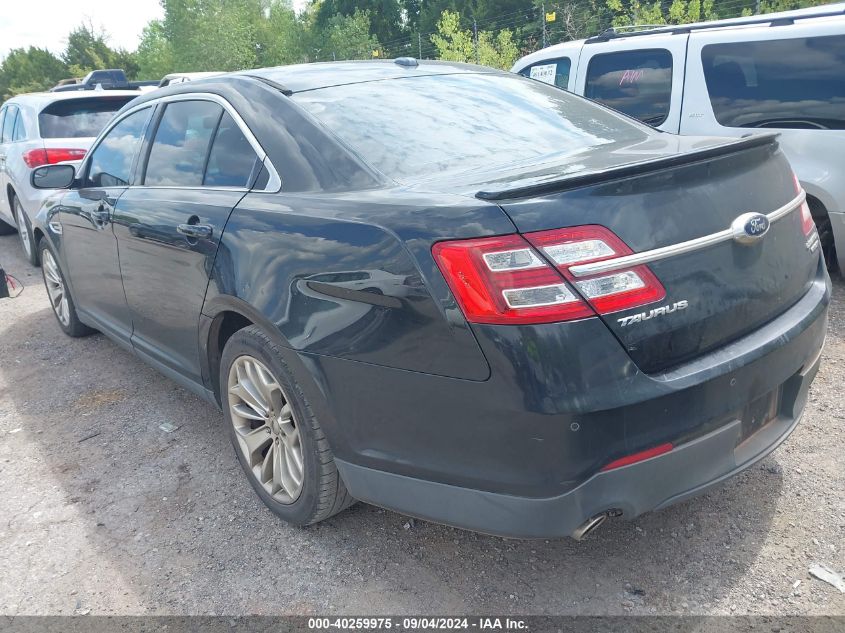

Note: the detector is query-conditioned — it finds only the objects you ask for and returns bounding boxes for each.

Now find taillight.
[432,225,666,325]
[22,148,87,168]
[431,234,594,324]
[525,225,666,314]
[792,174,815,236]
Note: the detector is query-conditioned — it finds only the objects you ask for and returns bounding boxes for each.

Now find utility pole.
[418,32,422,59]
[542,3,547,49]
[473,19,479,64]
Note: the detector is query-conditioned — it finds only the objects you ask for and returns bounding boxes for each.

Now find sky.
[0,0,313,60]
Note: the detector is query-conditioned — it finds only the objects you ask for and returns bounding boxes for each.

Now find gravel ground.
[1,232,844,616]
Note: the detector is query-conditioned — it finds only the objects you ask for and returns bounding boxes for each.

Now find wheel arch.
[201,295,349,457]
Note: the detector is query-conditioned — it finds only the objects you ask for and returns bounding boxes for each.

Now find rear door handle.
[177,223,213,240]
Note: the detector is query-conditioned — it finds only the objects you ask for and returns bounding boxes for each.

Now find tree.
[318,10,382,61]
[315,0,403,54]
[430,10,519,69]
[135,21,175,80]
[161,0,265,71]
[605,0,717,26]
[257,1,309,66]
[0,47,68,100]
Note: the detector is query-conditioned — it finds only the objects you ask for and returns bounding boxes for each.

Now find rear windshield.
[293,73,649,181]
[702,35,845,130]
[38,96,137,139]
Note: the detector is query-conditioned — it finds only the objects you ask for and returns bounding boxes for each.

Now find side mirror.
[31,164,76,190]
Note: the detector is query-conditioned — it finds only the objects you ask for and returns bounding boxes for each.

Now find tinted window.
[2,106,18,143]
[204,112,257,187]
[518,57,571,89]
[702,35,845,130]
[145,100,222,186]
[585,49,673,125]
[294,73,649,182]
[0,109,6,142]
[38,97,136,139]
[86,107,151,188]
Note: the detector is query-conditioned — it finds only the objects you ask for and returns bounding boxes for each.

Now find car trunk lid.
[466,135,819,373]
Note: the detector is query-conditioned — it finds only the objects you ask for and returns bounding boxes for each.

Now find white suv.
[513,4,845,273]
[0,90,141,264]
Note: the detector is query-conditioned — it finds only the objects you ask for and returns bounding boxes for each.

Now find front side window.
[204,112,258,187]
[86,107,151,188]
[584,49,673,126]
[702,35,845,130]
[2,106,18,143]
[518,57,572,89]
[144,100,222,186]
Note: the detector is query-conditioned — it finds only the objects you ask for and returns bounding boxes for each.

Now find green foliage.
[743,0,828,16]
[63,23,138,79]
[430,10,519,69]
[0,47,67,100]
[316,0,403,52]
[319,11,382,60]
[135,21,175,80]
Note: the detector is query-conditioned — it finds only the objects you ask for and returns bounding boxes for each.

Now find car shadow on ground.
[0,296,790,616]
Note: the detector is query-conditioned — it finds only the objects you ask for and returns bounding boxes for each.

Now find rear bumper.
[337,346,820,538]
[308,259,829,538]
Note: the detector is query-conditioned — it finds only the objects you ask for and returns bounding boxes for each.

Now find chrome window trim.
[568,190,807,278]
[84,92,281,193]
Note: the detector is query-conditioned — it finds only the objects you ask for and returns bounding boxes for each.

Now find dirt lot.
[1,232,844,616]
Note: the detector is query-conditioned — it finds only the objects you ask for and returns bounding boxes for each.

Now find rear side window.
[2,106,18,143]
[518,57,572,89]
[584,49,673,126]
[204,112,257,187]
[86,107,151,188]
[38,97,136,139]
[144,100,222,186]
[702,35,845,130]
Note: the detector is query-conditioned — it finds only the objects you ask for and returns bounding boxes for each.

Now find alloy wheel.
[41,249,71,327]
[227,355,304,504]
[15,200,32,259]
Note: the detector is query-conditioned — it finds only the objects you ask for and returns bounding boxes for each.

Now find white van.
[513,4,845,273]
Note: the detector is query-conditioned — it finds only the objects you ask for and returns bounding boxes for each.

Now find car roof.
[242,59,503,93]
[3,89,143,110]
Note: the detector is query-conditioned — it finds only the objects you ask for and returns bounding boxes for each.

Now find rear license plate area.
[738,388,781,444]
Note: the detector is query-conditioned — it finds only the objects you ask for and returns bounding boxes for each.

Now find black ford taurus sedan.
[31,60,829,539]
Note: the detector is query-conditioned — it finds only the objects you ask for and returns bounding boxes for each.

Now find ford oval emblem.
[731,212,770,245]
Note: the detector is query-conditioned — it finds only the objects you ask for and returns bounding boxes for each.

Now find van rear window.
[584,49,673,126]
[702,35,845,130]
[38,96,137,139]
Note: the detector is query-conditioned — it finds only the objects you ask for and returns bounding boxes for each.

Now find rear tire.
[220,325,355,526]
[13,196,39,266]
[808,197,838,275]
[39,240,95,337]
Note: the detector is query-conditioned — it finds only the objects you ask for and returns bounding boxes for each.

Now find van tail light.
[524,225,666,314]
[792,174,815,236]
[432,225,666,325]
[432,234,594,325]
[22,148,87,169]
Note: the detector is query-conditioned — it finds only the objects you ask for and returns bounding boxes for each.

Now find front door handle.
[177,223,213,240]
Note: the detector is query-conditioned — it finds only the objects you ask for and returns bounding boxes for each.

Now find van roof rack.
[585,5,845,43]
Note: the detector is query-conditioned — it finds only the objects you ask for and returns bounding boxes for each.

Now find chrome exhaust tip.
[572,513,608,541]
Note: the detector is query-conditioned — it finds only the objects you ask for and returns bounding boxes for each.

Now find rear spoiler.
[475,134,780,201]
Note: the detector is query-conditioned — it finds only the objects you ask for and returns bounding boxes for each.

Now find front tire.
[220,325,355,526]
[39,240,95,337]
[14,196,38,266]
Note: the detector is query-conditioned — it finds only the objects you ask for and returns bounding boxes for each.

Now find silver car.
[0,90,141,264]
